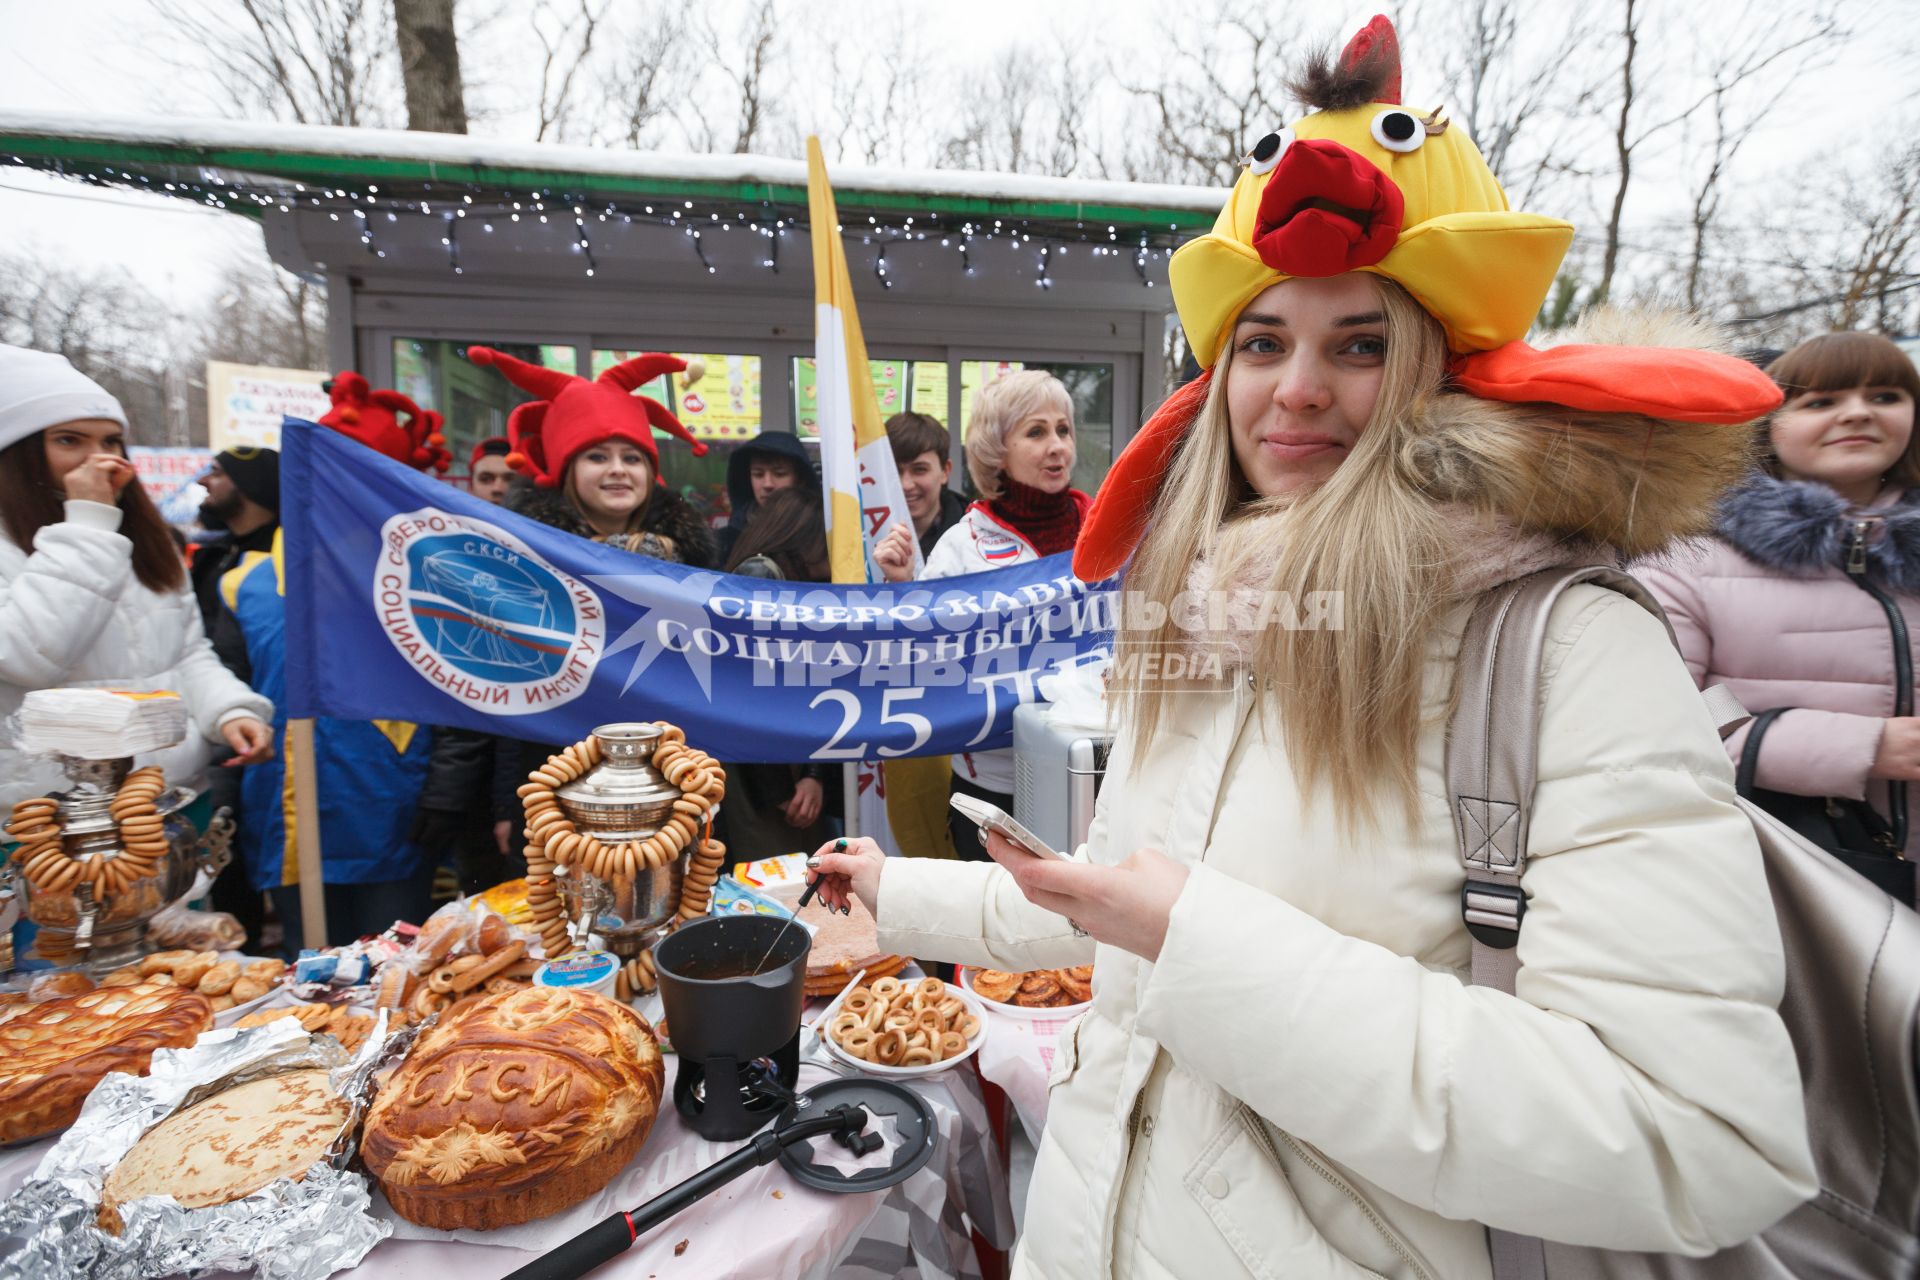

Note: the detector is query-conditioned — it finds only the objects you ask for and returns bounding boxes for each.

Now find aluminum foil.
[0,1012,416,1280]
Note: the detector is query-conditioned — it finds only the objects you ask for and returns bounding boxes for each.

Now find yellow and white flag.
[807,136,921,584]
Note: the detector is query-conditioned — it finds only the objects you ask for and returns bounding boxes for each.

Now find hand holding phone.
[949,794,1067,860]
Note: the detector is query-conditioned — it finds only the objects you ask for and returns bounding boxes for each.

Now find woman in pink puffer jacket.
[1640,331,1920,876]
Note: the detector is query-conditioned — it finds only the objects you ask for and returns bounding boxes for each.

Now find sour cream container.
[533,949,620,1000]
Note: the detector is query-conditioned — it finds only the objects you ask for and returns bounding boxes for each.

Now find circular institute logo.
[375,509,605,713]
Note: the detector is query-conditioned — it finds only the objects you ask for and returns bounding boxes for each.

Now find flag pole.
[808,136,909,852]
[288,718,327,948]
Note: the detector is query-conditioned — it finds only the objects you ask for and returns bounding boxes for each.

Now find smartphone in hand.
[949,794,1067,860]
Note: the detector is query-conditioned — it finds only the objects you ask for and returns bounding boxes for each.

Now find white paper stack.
[17,687,189,759]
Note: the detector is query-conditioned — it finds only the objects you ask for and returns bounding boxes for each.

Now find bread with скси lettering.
[359,985,664,1229]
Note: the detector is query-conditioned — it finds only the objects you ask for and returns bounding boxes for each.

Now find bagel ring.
[901,1045,937,1067]
[873,1029,907,1065]
[940,1031,968,1059]
[871,976,903,1000]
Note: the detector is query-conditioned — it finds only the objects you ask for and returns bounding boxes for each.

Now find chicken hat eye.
[1370,109,1424,153]
[1246,128,1293,175]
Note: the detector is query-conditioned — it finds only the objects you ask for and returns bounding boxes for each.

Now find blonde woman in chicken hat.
[809,16,1814,1276]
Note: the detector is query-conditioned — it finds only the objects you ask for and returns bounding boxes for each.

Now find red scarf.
[990,478,1083,557]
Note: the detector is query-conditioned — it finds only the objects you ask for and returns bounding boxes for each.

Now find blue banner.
[281,420,1114,761]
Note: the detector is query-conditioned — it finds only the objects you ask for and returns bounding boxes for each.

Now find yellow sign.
[205,362,331,452]
[910,363,949,421]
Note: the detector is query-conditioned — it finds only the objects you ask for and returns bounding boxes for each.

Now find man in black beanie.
[189,446,281,954]
[191,447,281,675]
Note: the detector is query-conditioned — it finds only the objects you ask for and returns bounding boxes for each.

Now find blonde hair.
[1112,275,1452,832]
[965,370,1074,499]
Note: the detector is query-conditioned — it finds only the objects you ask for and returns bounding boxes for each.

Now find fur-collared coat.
[873,312,1815,1279]
[505,480,717,569]
[1639,474,1920,843]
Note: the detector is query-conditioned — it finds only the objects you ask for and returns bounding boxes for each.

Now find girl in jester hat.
[466,346,717,567]
[807,17,1815,1277]
[459,348,719,876]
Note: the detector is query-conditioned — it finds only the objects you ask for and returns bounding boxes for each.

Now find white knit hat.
[0,344,128,454]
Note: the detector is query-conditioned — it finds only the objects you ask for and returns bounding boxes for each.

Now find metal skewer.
[745,839,839,976]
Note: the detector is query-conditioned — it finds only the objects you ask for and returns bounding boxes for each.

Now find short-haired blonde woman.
[878,368,1088,858]
[809,20,1813,1277]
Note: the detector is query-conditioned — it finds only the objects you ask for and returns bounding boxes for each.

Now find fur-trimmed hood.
[1405,308,1758,563]
[507,480,717,569]
[1716,472,1920,592]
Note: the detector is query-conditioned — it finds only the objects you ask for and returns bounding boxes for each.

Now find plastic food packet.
[394,900,479,974]
[470,878,532,926]
[147,902,247,952]
[711,877,816,934]
[731,854,811,899]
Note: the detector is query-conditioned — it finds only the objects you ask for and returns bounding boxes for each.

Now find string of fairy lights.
[3,155,1197,290]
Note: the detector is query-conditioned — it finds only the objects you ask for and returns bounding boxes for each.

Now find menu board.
[593,350,762,441]
[910,362,949,421]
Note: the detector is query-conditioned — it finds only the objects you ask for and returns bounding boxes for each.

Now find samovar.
[6,753,233,971]
[550,723,716,958]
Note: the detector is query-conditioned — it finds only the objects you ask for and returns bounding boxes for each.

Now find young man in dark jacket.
[885,412,966,560]
[716,429,813,564]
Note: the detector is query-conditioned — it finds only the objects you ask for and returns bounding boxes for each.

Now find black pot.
[655,915,811,1063]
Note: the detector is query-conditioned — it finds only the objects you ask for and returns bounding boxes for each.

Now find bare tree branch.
[147,0,397,127]
[532,0,606,143]
[600,5,691,149]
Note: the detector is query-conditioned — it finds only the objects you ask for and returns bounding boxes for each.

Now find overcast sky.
[2,0,1915,310]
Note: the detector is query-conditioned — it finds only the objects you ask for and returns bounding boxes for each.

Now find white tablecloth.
[957,970,1080,1142]
[0,1052,1013,1280]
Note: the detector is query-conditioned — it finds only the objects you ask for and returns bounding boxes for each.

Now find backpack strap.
[1448,566,1746,1280]
[1448,566,1672,992]
[1450,566,1668,1280]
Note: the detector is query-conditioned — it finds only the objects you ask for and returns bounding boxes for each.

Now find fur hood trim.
[1184,505,1597,663]
[1717,473,1920,591]
[1406,308,1758,560]
[507,481,717,569]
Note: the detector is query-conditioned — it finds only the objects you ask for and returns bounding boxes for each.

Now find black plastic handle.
[499,1212,635,1280]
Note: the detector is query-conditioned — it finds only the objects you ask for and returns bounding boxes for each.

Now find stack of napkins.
[18,688,189,759]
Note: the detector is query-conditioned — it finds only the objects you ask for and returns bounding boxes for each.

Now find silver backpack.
[1449,566,1920,1279]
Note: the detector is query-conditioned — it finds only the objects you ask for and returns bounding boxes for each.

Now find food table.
[0,1055,1012,1280]
[950,966,1086,1144]
[969,1006,1076,1141]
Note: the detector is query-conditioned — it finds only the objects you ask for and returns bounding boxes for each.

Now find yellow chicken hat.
[1073,14,1782,582]
[1172,15,1570,363]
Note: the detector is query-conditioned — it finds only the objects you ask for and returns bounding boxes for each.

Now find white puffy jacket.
[0,500,273,810]
[922,497,1088,793]
[876,584,1815,1278]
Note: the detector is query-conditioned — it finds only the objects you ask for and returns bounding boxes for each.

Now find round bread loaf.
[360,985,664,1229]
